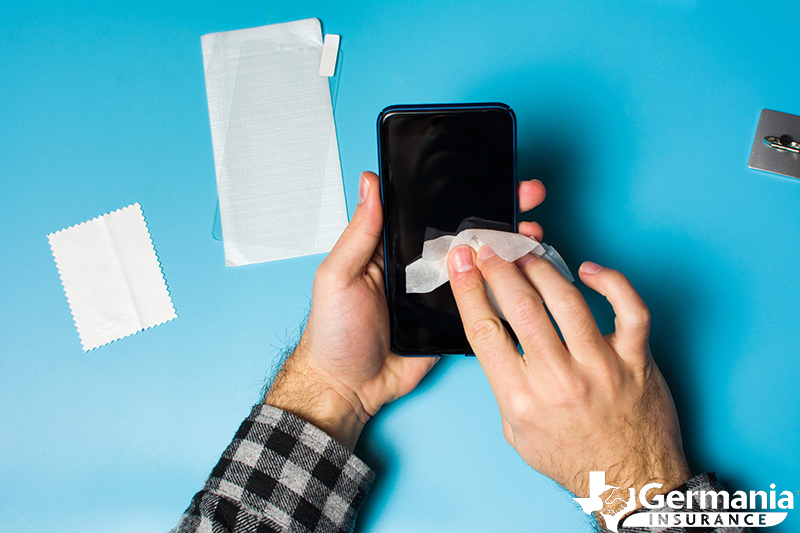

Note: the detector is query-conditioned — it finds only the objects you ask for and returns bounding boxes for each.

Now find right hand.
[446,246,691,499]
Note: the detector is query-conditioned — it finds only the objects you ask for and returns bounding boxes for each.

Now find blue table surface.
[1,1,798,532]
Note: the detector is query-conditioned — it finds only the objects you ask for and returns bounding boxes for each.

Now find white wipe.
[201,19,347,266]
[406,229,573,294]
[48,204,176,351]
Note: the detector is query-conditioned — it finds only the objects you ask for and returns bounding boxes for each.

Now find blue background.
[1,1,798,531]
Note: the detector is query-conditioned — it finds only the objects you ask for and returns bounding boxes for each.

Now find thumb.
[323,171,384,282]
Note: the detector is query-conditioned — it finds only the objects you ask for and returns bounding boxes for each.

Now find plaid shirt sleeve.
[172,404,375,533]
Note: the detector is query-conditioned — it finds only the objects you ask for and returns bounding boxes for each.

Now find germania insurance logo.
[573,471,793,532]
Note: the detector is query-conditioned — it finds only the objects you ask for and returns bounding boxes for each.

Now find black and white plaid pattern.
[605,473,751,533]
[173,404,374,533]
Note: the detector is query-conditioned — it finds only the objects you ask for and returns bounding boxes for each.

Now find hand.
[446,247,691,503]
[266,172,547,450]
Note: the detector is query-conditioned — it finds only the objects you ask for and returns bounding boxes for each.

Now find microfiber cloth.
[48,203,176,351]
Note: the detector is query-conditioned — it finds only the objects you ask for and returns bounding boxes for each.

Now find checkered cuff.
[173,404,375,533]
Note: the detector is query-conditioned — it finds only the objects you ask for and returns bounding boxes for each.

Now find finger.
[383,353,440,400]
[369,231,385,271]
[515,254,606,358]
[474,246,567,368]
[322,172,383,283]
[500,414,515,447]
[447,246,528,397]
[370,247,384,271]
[578,261,651,365]
[518,221,543,242]
[518,179,546,213]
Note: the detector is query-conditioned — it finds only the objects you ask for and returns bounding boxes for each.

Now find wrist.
[265,340,368,451]
[591,459,692,529]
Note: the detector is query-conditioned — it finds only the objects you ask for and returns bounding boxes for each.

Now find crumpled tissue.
[406,228,573,293]
[201,18,347,266]
[48,204,176,351]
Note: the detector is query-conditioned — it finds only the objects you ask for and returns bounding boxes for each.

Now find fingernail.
[450,246,474,273]
[478,245,496,261]
[515,253,537,269]
[580,261,605,274]
[358,173,369,204]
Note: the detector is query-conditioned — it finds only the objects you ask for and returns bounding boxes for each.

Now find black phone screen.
[378,104,517,355]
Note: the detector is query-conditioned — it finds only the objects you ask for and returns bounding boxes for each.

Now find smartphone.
[378,103,517,355]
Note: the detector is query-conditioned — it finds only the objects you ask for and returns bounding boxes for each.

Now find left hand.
[266,171,547,450]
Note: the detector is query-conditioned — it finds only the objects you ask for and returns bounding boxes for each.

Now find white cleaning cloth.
[48,204,176,351]
[406,229,573,294]
[201,18,348,266]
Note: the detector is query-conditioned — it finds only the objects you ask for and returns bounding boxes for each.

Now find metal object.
[763,134,800,154]
[749,110,800,180]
